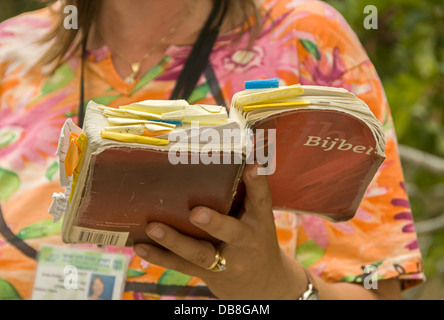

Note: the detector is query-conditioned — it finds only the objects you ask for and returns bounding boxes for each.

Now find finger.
[142,222,219,270]
[134,243,205,277]
[190,206,254,247]
[242,163,273,221]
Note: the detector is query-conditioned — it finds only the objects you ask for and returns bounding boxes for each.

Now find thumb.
[242,163,274,222]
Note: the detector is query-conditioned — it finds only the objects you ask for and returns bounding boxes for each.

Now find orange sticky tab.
[65,133,80,178]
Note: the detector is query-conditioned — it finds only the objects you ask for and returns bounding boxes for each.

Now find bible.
[53,83,386,247]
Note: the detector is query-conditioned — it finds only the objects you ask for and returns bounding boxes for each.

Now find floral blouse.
[0,0,424,299]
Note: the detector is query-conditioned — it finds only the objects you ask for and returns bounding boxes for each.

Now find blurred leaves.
[0,0,44,22]
[325,0,444,154]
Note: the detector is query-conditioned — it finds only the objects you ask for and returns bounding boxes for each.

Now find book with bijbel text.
[52,82,386,247]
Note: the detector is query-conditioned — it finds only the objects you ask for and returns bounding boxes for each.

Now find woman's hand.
[134,164,306,299]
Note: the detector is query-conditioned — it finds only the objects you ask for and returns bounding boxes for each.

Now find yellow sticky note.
[101,131,169,146]
[242,101,311,112]
[69,133,88,202]
[236,85,304,107]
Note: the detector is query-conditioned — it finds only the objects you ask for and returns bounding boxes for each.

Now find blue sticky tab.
[245,78,279,89]
[150,119,183,126]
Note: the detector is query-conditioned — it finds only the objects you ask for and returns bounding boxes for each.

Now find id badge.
[32,244,129,300]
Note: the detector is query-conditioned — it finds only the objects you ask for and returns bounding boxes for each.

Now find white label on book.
[48,192,68,222]
[71,227,129,247]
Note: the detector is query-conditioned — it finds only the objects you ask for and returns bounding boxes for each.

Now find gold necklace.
[98,0,198,84]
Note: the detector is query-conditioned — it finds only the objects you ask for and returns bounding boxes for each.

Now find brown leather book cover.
[72,149,245,246]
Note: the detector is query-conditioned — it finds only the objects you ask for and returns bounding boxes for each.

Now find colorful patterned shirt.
[0,0,424,299]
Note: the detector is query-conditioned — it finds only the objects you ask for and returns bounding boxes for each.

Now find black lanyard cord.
[78,34,88,128]
[170,0,228,101]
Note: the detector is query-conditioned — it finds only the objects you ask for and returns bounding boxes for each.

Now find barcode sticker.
[72,227,129,247]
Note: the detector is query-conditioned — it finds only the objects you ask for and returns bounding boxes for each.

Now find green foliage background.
[1,0,443,298]
[324,0,444,298]
[326,0,444,155]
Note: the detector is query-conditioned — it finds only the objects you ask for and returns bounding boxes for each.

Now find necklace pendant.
[124,74,136,84]
[131,63,141,75]
[124,63,141,84]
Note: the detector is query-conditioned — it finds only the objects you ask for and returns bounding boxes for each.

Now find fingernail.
[146,224,165,239]
[134,245,148,257]
[192,210,211,225]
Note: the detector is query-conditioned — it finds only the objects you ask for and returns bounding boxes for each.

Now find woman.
[0,0,424,300]
[88,276,105,300]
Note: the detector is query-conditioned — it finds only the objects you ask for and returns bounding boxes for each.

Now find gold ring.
[206,248,227,272]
